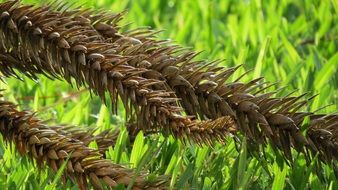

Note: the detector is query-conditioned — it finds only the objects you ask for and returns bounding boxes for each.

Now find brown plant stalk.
[0,93,168,190]
[50,125,120,154]
[0,0,336,177]
[0,0,236,145]
[75,7,338,166]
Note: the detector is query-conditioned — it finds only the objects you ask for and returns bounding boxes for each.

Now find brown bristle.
[0,96,168,189]
[0,1,236,145]
[0,1,336,189]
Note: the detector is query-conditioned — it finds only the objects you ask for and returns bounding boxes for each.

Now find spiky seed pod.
[0,50,235,146]
[307,114,338,162]
[0,1,236,144]
[0,96,168,190]
[50,125,120,154]
[0,0,337,171]
[75,8,338,166]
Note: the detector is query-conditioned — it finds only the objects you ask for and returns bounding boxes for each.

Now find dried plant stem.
[0,94,168,190]
[50,125,120,154]
[0,1,236,144]
[79,9,338,166]
[1,0,337,166]
[0,0,336,175]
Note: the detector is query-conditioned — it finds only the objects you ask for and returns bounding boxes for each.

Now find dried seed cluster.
[0,0,236,145]
[0,0,337,189]
[43,1,337,167]
[0,95,168,189]
[50,125,120,154]
[84,6,338,166]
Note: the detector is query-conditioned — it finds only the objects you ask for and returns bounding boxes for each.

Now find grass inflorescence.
[0,0,337,190]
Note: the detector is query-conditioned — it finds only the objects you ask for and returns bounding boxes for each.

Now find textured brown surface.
[0,1,336,189]
[0,0,236,144]
[50,125,120,154]
[77,5,338,166]
[0,0,336,164]
[0,94,168,190]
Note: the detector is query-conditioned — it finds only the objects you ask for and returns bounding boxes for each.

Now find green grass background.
[0,0,337,189]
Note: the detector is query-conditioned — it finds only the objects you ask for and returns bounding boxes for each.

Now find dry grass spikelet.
[0,94,168,190]
[76,7,338,167]
[0,0,236,145]
[0,0,336,182]
[50,125,120,154]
